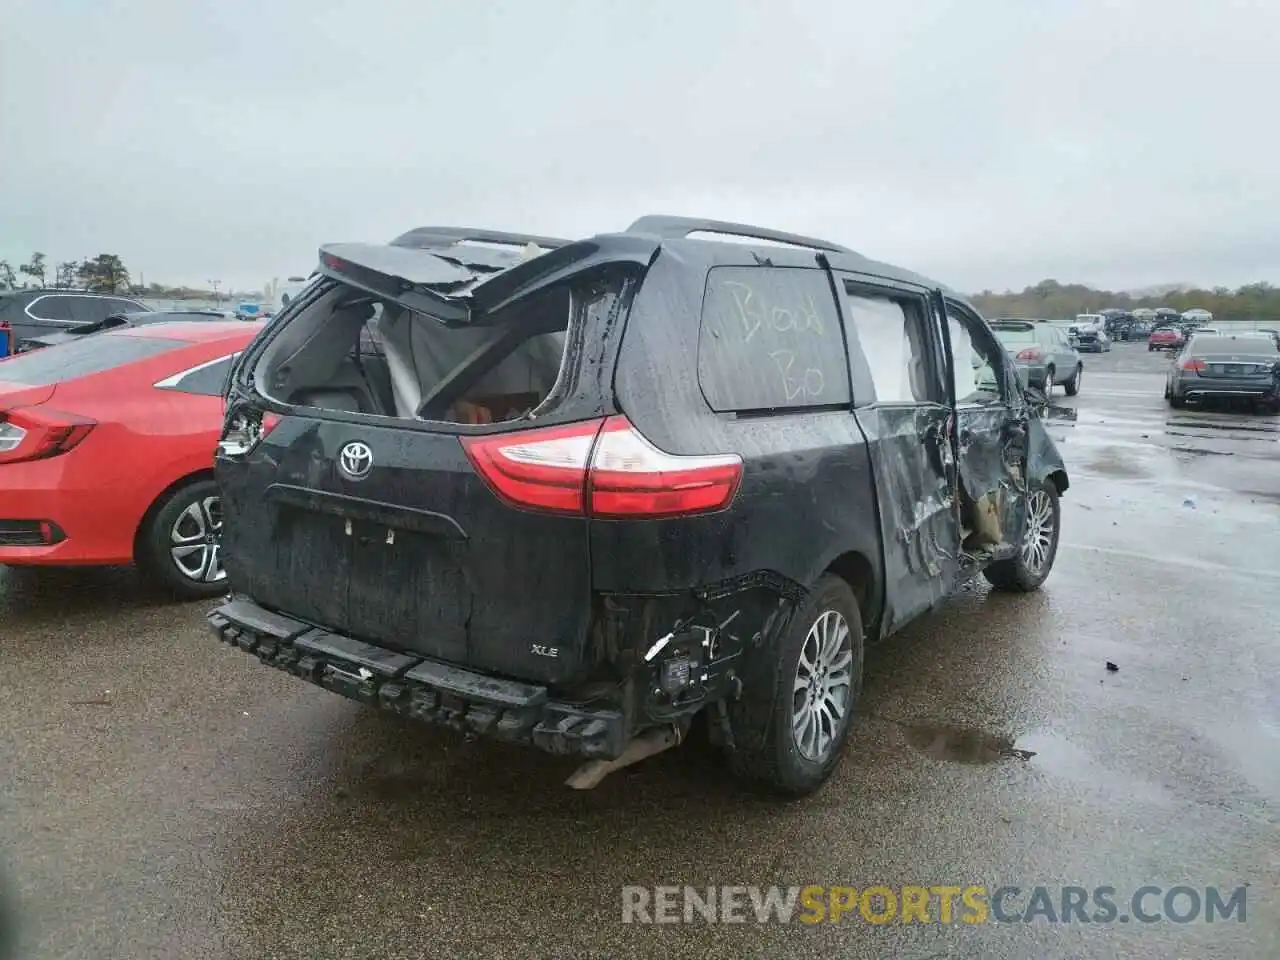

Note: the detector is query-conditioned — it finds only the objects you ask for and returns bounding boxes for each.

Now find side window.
[107,298,145,314]
[839,282,938,404]
[159,354,238,396]
[697,266,851,412]
[945,303,1007,406]
[69,297,114,324]
[27,295,76,322]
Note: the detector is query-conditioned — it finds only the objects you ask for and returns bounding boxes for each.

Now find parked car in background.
[15,309,235,352]
[990,319,1084,394]
[0,289,149,348]
[1164,333,1280,412]
[1072,322,1112,353]
[1101,309,1139,340]
[207,217,1069,797]
[1148,326,1185,352]
[1187,327,1221,338]
[0,320,264,597]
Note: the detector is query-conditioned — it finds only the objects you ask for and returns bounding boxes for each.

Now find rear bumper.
[0,460,139,566]
[208,597,629,760]
[1173,377,1279,401]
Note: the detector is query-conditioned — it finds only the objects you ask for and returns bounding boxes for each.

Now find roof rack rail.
[390,227,573,250]
[625,215,853,254]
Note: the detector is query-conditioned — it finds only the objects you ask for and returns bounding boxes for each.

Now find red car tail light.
[1181,359,1206,372]
[1015,347,1043,361]
[461,415,744,519]
[0,407,97,464]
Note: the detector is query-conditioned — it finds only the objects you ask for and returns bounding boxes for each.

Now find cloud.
[2,0,1277,292]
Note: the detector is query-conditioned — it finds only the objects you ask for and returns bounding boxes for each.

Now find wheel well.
[132,469,215,557]
[824,551,879,637]
[1045,468,1069,495]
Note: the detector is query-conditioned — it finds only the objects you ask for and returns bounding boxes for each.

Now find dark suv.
[208,217,1069,796]
[0,290,149,351]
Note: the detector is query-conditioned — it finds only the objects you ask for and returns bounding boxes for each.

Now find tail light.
[1015,347,1043,361]
[461,415,744,519]
[0,407,96,464]
[217,409,281,456]
[1181,359,1206,372]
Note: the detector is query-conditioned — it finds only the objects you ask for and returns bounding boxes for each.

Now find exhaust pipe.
[565,724,684,790]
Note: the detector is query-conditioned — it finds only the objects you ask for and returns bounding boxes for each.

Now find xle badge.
[531,644,559,658]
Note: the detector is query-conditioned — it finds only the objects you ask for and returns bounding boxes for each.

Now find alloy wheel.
[169,496,225,583]
[1021,488,1056,575]
[792,610,855,762]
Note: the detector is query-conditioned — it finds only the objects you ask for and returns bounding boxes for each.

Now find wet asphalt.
[1,343,1277,959]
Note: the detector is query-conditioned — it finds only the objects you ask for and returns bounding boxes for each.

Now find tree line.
[971,279,1280,325]
[0,251,257,300]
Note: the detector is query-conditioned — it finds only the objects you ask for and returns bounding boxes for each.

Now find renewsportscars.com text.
[621,884,1247,925]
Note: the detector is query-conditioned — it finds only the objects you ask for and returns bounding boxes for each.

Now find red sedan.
[1147,326,1185,352]
[0,320,263,598]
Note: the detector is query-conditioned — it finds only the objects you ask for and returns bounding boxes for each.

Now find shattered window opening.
[947,309,1005,406]
[252,278,576,425]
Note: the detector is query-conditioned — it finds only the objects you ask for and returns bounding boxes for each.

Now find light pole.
[208,279,221,305]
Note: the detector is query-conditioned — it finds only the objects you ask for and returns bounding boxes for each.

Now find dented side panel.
[598,247,885,600]
[851,405,961,634]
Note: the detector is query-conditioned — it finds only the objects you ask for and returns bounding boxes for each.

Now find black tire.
[1169,395,1187,409]
[1043,365,1055,394]
[1064,364,1082,396]
[725,574,865,797]
[1148,345,1155,352]
[135,478,228,600]
[984,478,1061,592]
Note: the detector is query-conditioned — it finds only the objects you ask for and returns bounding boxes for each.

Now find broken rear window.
[251,277,596,424]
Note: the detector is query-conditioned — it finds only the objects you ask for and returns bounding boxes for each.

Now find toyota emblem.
[338,440,373,480]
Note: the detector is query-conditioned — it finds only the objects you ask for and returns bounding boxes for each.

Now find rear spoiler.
[316,228,657,327]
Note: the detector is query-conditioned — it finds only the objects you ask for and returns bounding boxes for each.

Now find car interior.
[254,281,571,425]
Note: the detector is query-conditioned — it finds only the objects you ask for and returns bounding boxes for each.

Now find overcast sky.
[2,0,1276,294]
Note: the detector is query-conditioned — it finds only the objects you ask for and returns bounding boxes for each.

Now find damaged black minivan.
[209,217,1068,796]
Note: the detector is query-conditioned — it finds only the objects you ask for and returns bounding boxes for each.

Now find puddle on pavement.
[1166,420,1280,436]
[1083,450,1150,478]
[903,723,1035,764]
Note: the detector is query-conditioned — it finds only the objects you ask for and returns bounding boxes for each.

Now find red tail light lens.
[461,415,744,519]
[461,419,602,514]
[1015,347,1043,361]
[1181,359,1206,372]
[588,416,743,518]
[0,407,96,464]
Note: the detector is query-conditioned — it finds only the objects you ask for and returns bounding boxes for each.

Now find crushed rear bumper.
[208,597,628,760]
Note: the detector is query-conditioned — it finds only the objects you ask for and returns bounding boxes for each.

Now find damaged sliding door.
[941,298,1031,560]
[835,275,962,633]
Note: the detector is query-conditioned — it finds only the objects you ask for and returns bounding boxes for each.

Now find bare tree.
[19,252,48,288]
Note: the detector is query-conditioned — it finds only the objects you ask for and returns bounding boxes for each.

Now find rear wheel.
[136,479,228,600]
[984,479,1060,592]
[1064,364,1082,396]
[725,574,864,796]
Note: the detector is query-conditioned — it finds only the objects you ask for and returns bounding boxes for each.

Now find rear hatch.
[216,230,654,685]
